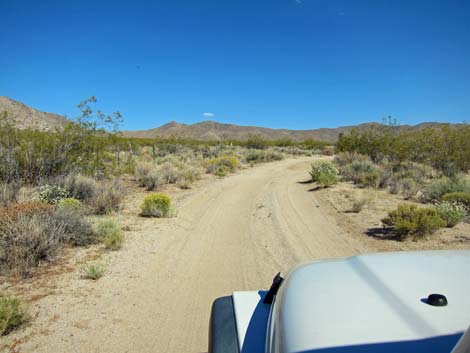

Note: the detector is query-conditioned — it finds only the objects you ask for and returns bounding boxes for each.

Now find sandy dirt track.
[9,157,371,353]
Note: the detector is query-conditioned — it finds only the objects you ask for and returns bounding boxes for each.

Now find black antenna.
[263,272,284,304]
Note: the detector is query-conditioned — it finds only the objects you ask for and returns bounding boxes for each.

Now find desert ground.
[1,156,469,353]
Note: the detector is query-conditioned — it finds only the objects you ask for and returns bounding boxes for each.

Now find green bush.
[0,295,27,335]
[95,218,124,250]
[424,175,470,201]
[37,184,69,204]
[382,204,446,239]
[337,158,380,187]
[310,161,338,181]
[435,202,467,228]
[140,193,172,217]
[206,155,239,175]
[57,198,82,211]
[442,192,470,208]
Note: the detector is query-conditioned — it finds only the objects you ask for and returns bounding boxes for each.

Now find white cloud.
[203,112,215,117]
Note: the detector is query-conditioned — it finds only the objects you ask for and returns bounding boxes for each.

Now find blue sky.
[1,0,469,130]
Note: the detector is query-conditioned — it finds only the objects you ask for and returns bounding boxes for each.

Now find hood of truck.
[270,250,470,353]
[233,250,470,353]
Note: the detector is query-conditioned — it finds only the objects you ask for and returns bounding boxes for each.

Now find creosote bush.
[382,204,446,240]
[0,294,27,335]
[95,218,124,250]
[435,202,467,228]
[309,161,338,187]
[140,193,172,217]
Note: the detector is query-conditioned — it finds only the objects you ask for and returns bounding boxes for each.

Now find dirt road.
[11,157,369,353]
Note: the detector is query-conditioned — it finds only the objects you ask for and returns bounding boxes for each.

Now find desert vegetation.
[321,123,470,240]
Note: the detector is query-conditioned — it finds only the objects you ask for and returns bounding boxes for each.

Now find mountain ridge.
[0,96,457,143]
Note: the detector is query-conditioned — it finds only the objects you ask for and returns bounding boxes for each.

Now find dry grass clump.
[0,182,18,207]
[350,197,369,213]
[95,218,124,250]
[0,294,28,335]
[81,262,106,280]
[61,174,98,202]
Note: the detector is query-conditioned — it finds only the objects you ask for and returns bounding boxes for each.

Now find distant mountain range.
[0,96,457,143]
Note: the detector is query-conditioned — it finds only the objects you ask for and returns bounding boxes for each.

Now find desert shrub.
[61,174,97,202]
[424,175,470,201]
[57,198,82,211]
[0,182,18,207]
[442,192,470,208]
[177,166,201,189]
[338,158,380,188]
[321,146,335,156]
[158,162,180,184]
[310,161,338,187]
[140,193,172,217]
[389,177,420,200]
[91,179,126,215]
[82,262,106,280]
[245,149,284,164]
[245,134,268,149]
[206,155,239,175]
[0,202,96,273]
[435,202,467,228]
[36,184,69,204]
[351,197,368,213]
[0,209,64,274]
[52,207,96,246]
[0,295,27,335]
[382,204,446,239]
[334,152,370,168]
[135,162,155,187]
[95,218,124,250]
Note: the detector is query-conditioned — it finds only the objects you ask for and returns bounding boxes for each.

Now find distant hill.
[0,96,68,131]
[123,120,454,143]
[0,96,457,143]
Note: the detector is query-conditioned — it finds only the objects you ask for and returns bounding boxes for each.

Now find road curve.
[14,158,363,353]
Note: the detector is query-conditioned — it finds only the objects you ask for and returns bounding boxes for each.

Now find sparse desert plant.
[36,184,69,204]
[382,204,446,239]
[442,192,470,208]
[423,175,470,201]
[351,197,368,213]
[82,262,106,280]
[337,158,380,188]
[435,202,467,228]
[61,174,97,202]
[140,193,172,217]
[0,294,27,335]
[177,166,201,189]
[95,218,124,250]
[91,179,126,215]
[389,177,420,200]
[57,197,82,211]
[0,182,18,207]
[309,161,338,187]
